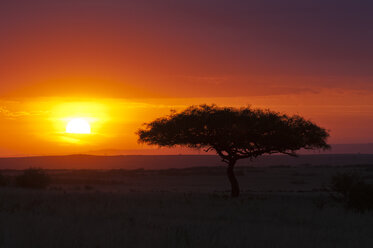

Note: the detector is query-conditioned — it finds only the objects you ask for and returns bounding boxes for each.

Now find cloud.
[0,106,49,119]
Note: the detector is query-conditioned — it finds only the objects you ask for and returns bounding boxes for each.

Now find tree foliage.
[138,104,330,162]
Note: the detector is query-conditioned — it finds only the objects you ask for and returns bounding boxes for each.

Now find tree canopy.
[138,104,330,162]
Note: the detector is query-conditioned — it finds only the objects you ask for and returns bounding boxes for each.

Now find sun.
[66,118,91,134]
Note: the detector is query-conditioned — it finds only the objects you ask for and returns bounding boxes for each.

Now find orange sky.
[0,0,372,156]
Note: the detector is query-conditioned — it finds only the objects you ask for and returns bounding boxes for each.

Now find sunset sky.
[1,0,373,156]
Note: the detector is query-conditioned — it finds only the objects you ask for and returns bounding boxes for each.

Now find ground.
[0,165,373,248]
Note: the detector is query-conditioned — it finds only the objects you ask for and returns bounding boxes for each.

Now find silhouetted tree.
[137,105,330,197]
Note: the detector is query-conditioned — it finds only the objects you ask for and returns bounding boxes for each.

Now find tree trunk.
[227,160,239,197]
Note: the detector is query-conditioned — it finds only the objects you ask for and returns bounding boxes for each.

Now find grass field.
[1,165,373,248]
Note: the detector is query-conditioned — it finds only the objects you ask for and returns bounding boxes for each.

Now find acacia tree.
[137,105,330,197]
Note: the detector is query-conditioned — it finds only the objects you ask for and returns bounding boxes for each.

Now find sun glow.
[66,118,91,134]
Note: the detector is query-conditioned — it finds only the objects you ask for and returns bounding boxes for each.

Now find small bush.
[84,185,93,190]
[312,194,327,210]
[15,168,51,189]
[0,173,7,186]
[329,172,373,212]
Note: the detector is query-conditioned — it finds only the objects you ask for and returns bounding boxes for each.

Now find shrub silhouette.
[137,104,330,197]
[15,168,51,189]
[330,172,373,212]
[0,173,7,186]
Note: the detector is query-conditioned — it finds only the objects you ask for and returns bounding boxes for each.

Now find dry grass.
[1,166,373,247]
[0,188,373,248]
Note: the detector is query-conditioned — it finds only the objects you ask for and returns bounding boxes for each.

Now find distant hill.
[302,143,373,154]
[0,154,373,170]
[83,143,373,156]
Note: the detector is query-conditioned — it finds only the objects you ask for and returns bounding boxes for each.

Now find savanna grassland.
[1,165,373,248]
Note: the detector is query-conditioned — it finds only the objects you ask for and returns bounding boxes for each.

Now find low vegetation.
[0,190,372,248]
[15,168,51,189]
[0,172,7,186]
[329,172,373,212]
[0,165,372,247]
